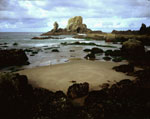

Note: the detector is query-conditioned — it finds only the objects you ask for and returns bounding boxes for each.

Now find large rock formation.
[66,16,88,33]
[121,39,145,59]
[0,49,29,68]
[41,16,91,36]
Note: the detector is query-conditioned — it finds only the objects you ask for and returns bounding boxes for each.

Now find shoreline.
[18,59,134,93]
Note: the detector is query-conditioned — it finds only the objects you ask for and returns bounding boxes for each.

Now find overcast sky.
[0,0,150,32]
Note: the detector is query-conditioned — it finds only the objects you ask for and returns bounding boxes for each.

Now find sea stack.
[66,16,88,33]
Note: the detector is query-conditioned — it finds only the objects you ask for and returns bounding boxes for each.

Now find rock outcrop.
[54,22,59,31]
[41,16,91,36]
[0,49,29,68]
[67,16,88,33]
[121,39,145,59]
[67,82,89,99]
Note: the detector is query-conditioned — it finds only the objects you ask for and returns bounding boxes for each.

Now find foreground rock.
[0,49,29,68]
[0,72,72,119]
[1,71,150,119]
[67,82,89,99]
[121,39,145,59]
[113,64,134,73]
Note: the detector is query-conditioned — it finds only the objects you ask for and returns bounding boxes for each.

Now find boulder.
[103,56,111,61]
[112,64,134,73]
[121,39,145,59]
[0,49,29,68]
[66,16,88,33]
[0,72,33,119]
[91,47,104,54]
[84,52,96,60]
[52,49,59,52]
[67,82,89,99]
[83,49,91,52]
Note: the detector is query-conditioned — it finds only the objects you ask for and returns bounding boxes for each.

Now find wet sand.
[18,60,134,93]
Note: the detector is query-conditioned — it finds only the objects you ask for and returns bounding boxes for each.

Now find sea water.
[0,32,121,70]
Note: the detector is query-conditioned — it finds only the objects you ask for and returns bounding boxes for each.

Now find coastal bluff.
[41,16,91,36]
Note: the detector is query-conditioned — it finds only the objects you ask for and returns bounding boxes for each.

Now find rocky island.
[41,16,92,36]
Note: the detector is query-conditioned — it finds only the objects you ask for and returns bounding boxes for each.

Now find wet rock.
[70,50,75,52]
[67,82,89,99]
[84,53,95,60]
[0,49,29,68]
[13,42,18,46]
[111,50,122,56]
[32,36,52,39]
[113,64,134,73]
[112,57,124,62]
[83,49,91,52]
[103,56,111,61]
[52,49,59,52]
[91,47,103,54]
[105,50,113,56]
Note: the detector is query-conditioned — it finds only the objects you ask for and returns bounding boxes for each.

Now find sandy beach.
[18,60,134,93]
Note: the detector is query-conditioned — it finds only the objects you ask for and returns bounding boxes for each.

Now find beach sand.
[18,60,134,93]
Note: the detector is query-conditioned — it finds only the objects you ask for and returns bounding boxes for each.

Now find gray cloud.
[0,0,150,32]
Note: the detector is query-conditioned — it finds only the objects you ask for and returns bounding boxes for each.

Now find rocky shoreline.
[0,65,150,119]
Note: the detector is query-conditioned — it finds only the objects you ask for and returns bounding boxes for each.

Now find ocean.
[0,32,121,71]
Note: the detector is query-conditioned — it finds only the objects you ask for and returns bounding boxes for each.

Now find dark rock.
[105,49,122,57]
[32,36,52,39]
[91,47,103,54]
[117,79,133,87]
[121,39,145,60]
[105,50,113,56]
[24,48,33,52]
[83,49,91,52]
[113,64,134,73]
[67,82,89,99]
[139,23,147,34]
[13,42,18,46]
[70,50,75,52]
[0,49,29,68]
[32,51,38,54]
[100,83,110,89]
[111,50,122,56]
[0,72,34,119]
[85,90,108,106]
[112,57,124,62]
[134,68,150,81]
[84,53,95,60]
[52,49,59,52]
[103,56,111,61]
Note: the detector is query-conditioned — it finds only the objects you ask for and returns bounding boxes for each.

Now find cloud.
[0,0,150,32]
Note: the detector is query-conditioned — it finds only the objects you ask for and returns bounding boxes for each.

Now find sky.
[0,0,150,32]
